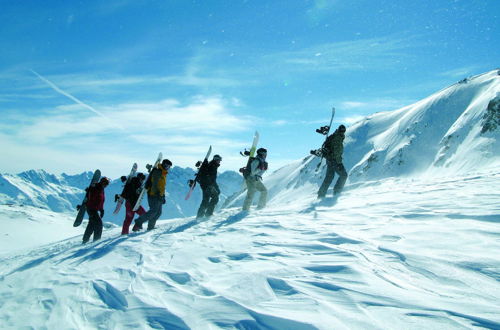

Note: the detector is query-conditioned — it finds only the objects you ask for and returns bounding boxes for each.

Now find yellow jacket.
[148,164,168,197]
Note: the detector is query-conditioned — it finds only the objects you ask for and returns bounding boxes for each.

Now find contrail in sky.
[30,70,122,129]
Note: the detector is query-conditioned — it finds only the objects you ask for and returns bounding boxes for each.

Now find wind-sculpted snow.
[1,171,499,329]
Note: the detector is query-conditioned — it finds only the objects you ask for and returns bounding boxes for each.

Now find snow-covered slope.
[1,171,499,329]
[346,70,500,180]
[0,167,243,224]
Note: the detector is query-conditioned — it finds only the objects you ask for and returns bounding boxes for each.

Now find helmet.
[257,148,267,156]
[100,177,110,186]
[213,154,222,161]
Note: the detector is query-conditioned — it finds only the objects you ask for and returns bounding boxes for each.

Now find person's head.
[257,148,267,158]
[120,176,127,183]
[99,177,110,187]
[213,154,222,163]
[338,124,346,134]
[136,172,146,182]
[161,159,172,169]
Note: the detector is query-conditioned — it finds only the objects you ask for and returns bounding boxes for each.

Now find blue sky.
[1,0,498,178]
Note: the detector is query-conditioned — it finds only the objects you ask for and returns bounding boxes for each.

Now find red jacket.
[86,183,105,211]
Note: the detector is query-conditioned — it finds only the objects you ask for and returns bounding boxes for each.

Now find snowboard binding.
[315,125,330,135]
[310,149,323,157]
[240,149,251,157]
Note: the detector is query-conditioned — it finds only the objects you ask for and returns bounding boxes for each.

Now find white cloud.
[263,35,422,74]
[438,66,478,79]
[1,95,255,175]
[340,97,413,113]
[340,101,366,109]
[306,0,339,24]
[343,115,366,125]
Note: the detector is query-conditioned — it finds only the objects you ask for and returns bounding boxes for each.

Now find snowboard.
[133,153,162,211]
[113,162,138,214]
[185,146,212,200]
[311,107,335,170]
[74,169,101,227]
[239,131,260,158]
[249,131,259,158]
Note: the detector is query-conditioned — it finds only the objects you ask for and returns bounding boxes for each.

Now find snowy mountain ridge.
[345,69,500,180]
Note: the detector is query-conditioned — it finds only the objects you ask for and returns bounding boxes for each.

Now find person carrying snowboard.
[317,124,348,198]
[196,154,222,219]
[82,176,110,243]
[133,159,172,231]
[121,172,146,235]
[242,148,268,211]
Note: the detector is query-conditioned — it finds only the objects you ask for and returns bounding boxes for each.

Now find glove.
[99,209,104,218]
[76,204,81,211]
[161,196,166,204]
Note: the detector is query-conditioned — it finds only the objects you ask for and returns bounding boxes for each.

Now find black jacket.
[122,176,142,208]
[197,160,219,187]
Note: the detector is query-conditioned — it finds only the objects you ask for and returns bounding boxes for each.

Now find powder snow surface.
[1,170,499,329]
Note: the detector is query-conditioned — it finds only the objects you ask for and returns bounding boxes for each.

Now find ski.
[73,169,101,227]
[133,153,162,211]
[185,146,212,200]
[113,163,138,214]
[312,107,335,170]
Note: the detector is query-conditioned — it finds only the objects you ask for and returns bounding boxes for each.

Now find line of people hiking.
[80,124,347,243]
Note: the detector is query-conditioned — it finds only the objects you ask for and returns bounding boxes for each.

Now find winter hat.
[136,172,146,180]
[100,177,110,186]
[213,154,222,161]
[162,159,172,168]
[338,125,346,133]
[257,148,267,155]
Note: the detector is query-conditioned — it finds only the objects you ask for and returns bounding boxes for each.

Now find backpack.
[239,157,255,179]
[321,134,335,156]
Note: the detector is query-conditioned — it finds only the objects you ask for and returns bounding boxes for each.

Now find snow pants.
[134,195,163,230]
[83,209,102,243]
[197,183,220,218]
[242,177,267,211]
[318,160,348,198]
[122,201,146,234]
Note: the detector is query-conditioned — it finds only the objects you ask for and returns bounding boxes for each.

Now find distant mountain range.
[0,167,244,225]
